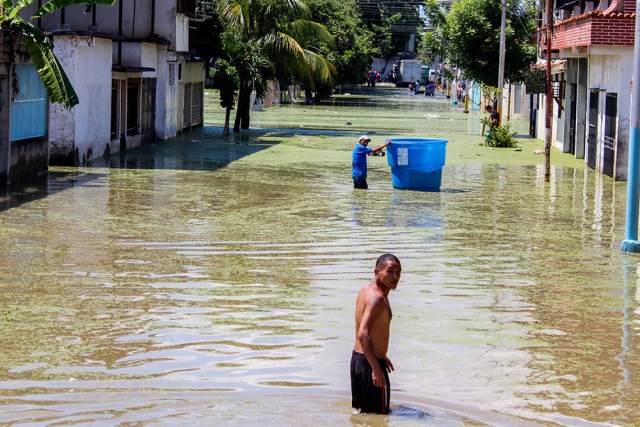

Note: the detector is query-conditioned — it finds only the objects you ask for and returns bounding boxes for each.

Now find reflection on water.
[0,119,639,425]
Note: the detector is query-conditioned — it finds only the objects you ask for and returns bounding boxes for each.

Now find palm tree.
[1,0,115,108]
[209,58,239,137]
[215,0,335,132]
[220,32,273,133]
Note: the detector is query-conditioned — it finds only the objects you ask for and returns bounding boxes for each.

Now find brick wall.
[550,17,593,49]
[544,13,636,50]
[590,15,635,45]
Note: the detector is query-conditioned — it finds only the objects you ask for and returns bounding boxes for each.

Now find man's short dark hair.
[376,253,400,269]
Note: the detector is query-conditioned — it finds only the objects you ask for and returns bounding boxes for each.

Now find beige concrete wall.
[49,35,113,165]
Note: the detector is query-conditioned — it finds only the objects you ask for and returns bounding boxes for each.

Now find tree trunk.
[234,81,252,132]
[233,83,246,133]
[240,93,251,129]
[305,87,313,105]
[233,97,242,133]
[223,106,231,137]
[240,83,251,130]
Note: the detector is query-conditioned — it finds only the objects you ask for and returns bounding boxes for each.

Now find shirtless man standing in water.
[351,254,402,414]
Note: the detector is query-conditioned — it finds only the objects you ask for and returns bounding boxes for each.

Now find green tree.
[306,0,375,86]
[209,58,239,137]
[446,0,535,86]
[371,11,401,74]
[220,31,272,132]
[481,118,518,147]
[357,0,423,70]
[418,0,448,64]
[0,0,115,108]
[192,0,225,61]
[216,0,335,132]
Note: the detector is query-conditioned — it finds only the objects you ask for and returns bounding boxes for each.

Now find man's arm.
[370,140,391,155]
[356,295,387,388]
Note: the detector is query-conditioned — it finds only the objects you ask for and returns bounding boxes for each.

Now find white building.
[32,0,204,165]
[536,0,635,180]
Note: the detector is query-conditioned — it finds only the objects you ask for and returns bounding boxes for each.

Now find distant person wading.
[351,135,390,189]
[485,105,500,128]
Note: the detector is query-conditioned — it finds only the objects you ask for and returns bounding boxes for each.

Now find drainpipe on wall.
[89,2,98,32]
[151,0,156,36]
[131,0,136,38]
[621,0,640,253]
[61,7,67,30]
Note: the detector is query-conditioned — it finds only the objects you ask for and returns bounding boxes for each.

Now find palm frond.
[303,49,335,85]
[260,32,334,87]
[14,0,35,10]
[260,32,306,60]
[261,0,309,21]
[216,0,250,34]
[6,17,52,48]
[17,21,78,108]
[4,0,34,21]
[283,20,335,50]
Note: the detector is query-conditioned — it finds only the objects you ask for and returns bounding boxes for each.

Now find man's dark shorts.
[353,176,368,189]
[350,350,390,414]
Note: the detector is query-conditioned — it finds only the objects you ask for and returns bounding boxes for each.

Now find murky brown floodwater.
[0,92,638,426]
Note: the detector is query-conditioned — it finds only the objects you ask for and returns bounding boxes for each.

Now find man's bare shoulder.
[357,282,376,296]
[357,283,385,306]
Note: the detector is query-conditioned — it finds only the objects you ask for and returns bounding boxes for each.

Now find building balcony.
[539,0,635,56]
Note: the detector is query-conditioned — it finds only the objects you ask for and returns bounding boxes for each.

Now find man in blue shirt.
[352,135,391,189]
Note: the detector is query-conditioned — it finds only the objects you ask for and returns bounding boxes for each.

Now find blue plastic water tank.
[386,138,447,191]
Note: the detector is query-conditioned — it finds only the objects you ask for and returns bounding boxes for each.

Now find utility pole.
[621,0,640,253]
[544,0,553,182]
[497,0,507,118]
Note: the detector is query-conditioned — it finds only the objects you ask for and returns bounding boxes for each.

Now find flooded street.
[0,89,638,426]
